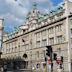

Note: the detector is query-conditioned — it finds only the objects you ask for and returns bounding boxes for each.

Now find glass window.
[25,44,29,50]
[43,50,46,57]
[10,43,12,49]
[71,38,72,44]
[36,32,40,38]
[55,24,62,32]
[71,29,72,34]
[49,37,54,45]
[41,30,46,37]
[30,51,32,59]
[36,41,40,48]
[42,39,47,46]
[6,49,8,53]
[57,35,62,44]
[15,47,17,52]
[36,51,39,58]
[48,27,54,34]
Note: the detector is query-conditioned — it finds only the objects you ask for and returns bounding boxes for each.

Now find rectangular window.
[6,43,10,53]
[30,51,32,59]
[25,44,29,50]
[49,37,54,45]
[42,39,47,46]
[48,27,54,34]
[13,41,15,48]
[57,35,62,44]
[36,51,39,58]
[15,47,17,52]
[42,50,45,58]
[71,38,72,44]
[36,41,40,48]
[55,24,62,32]
[36,32,40,38]
[41,30,46,37]
[41,30,47,39]
[21,45,25,51]
[6,49,8,53]
[71,29,72,34]
[10,43,12,49]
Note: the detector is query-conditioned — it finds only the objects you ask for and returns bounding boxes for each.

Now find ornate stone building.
[1,0,72,72]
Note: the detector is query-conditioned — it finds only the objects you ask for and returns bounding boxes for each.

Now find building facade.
[1,0,72,72]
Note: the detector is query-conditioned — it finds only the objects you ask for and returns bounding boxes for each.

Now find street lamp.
[0,17,4,71]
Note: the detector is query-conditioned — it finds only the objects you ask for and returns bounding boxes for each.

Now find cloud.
[3,13,24,32]
[35,0,48,2]
[69,0,72,2]
[5,0,29,18]
[0,0,62,32]
[0,0,29,32]
[4,13,24,23]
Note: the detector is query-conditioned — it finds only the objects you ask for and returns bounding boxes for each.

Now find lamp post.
[0,17,4,55]
[0,17,4,71]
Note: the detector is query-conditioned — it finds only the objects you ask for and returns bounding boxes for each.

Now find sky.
[0,0,66,32]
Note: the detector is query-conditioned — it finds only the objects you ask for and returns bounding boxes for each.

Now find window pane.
[36,41,40,48]
[49,37,54,45]
[57,35,62,44]
[42,39,47,46]
[71,29,72,34]
[48,27,54,34]
[55,24,62,32]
